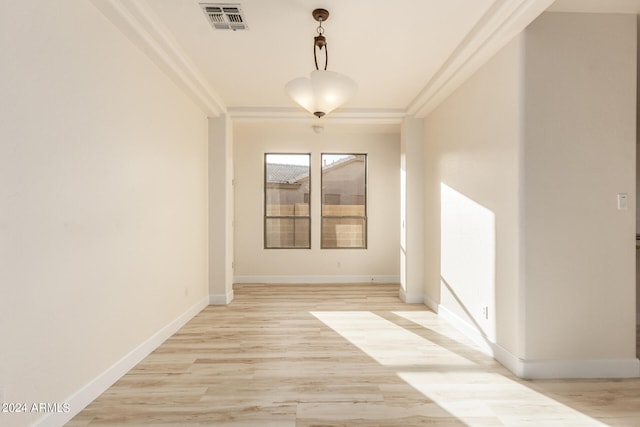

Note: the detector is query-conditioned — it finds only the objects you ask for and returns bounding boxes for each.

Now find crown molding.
[228,107,406,124]
[407,0,554,118]
[90,0,552,122]
[89,0,226,117]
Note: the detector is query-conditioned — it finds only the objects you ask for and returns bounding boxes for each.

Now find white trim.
[423,294,440,313]
[227,107,406,124]
[407,0,554,117]
[491,342,523,377]
[88,0,555,123]
[32,296,209,427]
[209,290,235,305]
[233,275,400,285]
[518,358,640,379]
[399,288,425,304]
[438,303,495,356]
[438,302,640,379]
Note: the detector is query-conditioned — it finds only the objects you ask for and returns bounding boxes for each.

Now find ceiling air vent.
[200,3,248,31]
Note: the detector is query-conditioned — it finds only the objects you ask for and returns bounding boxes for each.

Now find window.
[321,154,367,249]
[264,154,310,249]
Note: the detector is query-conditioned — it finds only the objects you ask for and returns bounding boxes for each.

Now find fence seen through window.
[264,153,367,249]
[321,154,367,249]
[264,153,310,249]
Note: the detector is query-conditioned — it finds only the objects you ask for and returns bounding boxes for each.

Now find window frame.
[320,153,368,249]
[263,153,311,249]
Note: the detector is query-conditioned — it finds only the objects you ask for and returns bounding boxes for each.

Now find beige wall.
[637,15,640,326]
[400,118,425,303]
[523,12,637,360]
[0,1,209,424]
[424,11,637,377]
[233,122,400,282]
[209,116,234,303]
[424,37,524,355]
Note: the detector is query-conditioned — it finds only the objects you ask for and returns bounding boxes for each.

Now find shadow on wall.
[440,182,496,342]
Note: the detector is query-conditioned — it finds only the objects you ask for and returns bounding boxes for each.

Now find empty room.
[2,0,640,426]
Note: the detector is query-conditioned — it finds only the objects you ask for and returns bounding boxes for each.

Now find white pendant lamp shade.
[285,9,356,118]
[285,70,357,118]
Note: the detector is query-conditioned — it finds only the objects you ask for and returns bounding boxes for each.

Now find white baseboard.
[438,302,640,379]
[517,358,640,379]
[233,275,400,284]
[33,296,209,427]
[399,287,425,304]
[209,289,234,305]
[438,303,495,356]
[423,294,439,313]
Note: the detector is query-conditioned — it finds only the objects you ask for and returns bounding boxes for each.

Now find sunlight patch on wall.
[440,182,496,340]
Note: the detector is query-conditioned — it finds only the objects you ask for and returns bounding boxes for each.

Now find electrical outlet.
[184,287,189,297]
[617,193,629,210]
[482,306,489,320]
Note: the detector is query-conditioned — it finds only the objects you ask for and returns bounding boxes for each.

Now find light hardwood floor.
[69,284,640,426]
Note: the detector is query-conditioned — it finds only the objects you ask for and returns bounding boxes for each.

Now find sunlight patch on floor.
[398,371,607,426]
[311,311,474,367]
[312,310,608,427]
[393,310,482,349]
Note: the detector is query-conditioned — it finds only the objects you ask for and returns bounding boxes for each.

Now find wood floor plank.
[68,283,640,426]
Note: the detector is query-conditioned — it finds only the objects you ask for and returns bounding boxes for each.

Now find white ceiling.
[93,0,640,121]
[147,0,495,111]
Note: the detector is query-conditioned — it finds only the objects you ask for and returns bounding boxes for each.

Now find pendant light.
[285,9,357,118]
